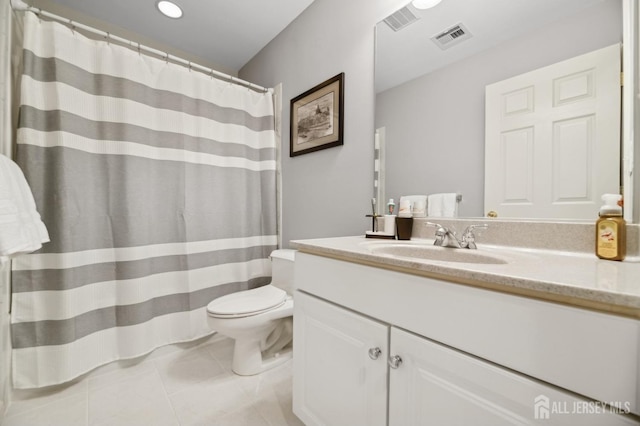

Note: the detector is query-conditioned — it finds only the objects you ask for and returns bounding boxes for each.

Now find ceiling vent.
[383,6,419,32]
[431,23,472,50]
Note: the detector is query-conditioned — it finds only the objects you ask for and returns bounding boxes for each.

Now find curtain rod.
[9,0,269,93]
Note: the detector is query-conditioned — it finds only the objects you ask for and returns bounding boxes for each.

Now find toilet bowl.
[206,249,296,376]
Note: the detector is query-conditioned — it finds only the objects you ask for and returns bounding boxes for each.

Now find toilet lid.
[206,285,287,318]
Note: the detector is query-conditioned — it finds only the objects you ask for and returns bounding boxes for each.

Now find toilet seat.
[206,285,287,319]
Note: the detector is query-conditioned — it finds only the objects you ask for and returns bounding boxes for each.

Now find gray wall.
[240,0,407,247]
[376,0,622,218]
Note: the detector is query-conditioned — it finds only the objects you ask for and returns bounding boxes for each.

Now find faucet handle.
[462,224,488,249]
[425,221,443,230]
[425,221,444,234]
[464,224,488,234]
[425,221,456,236]
[425,222,456,234]
[426,222,461,247]
[425,222,447,245]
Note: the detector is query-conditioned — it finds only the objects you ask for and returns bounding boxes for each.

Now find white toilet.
[206,249,296,375]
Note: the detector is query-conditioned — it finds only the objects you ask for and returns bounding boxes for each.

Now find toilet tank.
[270,249,296,295]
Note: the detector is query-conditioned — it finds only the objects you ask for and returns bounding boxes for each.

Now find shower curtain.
[11,12,278,388]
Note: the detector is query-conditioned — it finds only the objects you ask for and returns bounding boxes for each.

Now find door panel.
[389,327,638,426]
[293,291,388,426]
[485,44,620,219]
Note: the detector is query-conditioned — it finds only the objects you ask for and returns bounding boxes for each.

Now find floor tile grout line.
[4,381,88,421]
[4,336,300,426]
[153,358,182,426]
[84,380,89,426]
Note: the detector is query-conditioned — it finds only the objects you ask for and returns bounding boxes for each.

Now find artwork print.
[290,73,344,157]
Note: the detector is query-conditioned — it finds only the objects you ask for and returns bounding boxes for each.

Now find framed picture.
[290,73,344,157]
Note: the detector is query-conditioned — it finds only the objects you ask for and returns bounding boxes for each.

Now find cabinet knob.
[388,355,403,369]
[368,347,382,360]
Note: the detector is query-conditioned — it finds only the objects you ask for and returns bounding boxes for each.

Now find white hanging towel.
[427,193,458,217]
[0,154,49,263]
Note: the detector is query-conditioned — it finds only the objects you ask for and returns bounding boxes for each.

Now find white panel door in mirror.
[502,86,534,116]
[501,127,533,203]
[553,116,595,202]
[485,43,620,219]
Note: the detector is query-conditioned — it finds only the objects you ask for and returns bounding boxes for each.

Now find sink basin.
[368,244,508,264]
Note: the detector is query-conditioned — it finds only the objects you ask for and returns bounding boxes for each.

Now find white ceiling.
[35,0,316,74]
[376,0,611,93]
[26,0,613,89]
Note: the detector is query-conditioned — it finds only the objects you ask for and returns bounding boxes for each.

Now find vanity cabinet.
[292,252,640,425]
[293,291,387,426]
[388,327,640,426]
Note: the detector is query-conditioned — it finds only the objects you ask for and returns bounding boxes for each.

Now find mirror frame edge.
[377,0,638,223]
[622,0,638,223]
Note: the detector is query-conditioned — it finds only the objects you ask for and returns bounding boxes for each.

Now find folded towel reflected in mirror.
[427,193,459,218]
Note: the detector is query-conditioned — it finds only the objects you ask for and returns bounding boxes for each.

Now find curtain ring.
[137,42,141,56]
[165,53,169,64]
[105,32,110,45]
[188,61,192,72]
[35,8,41,22]
[209,69,214,79]
[68,19,75,35]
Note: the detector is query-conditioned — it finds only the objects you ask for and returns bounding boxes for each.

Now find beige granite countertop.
[291,236,640,319]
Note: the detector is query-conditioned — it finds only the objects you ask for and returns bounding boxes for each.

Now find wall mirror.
[375,0,636,222]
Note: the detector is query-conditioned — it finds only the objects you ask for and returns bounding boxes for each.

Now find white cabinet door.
[293,291,388,426]
[485,44,620,220]
[389,327,638,426]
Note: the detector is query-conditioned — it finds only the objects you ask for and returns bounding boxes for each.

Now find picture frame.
[290,73,344,157]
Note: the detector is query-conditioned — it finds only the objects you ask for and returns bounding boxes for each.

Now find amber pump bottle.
[595,194,626,261]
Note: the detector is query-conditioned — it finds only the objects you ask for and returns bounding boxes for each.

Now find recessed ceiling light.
[156,1,183,19]
[412,0,443,9]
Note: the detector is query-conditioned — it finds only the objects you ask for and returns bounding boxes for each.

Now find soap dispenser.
[595,194,626,261]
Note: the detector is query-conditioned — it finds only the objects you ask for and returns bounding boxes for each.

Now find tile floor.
[2,334,304,426]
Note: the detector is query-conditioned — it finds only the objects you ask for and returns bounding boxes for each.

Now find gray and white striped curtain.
[11,12,277,388]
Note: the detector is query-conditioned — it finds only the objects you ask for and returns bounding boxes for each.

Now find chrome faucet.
[426,222,488,249]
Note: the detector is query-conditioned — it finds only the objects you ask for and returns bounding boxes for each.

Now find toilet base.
[232,339,293,376]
